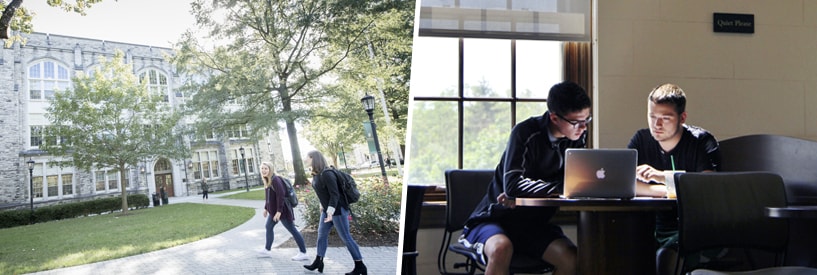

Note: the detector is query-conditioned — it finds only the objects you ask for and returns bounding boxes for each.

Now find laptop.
[562,148,637,199]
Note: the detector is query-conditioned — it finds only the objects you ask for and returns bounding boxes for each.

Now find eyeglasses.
[556,113,592,128]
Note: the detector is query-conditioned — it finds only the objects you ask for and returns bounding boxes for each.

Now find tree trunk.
[278,84,308,186]
[0,0,24,39]
[119,162,130,213]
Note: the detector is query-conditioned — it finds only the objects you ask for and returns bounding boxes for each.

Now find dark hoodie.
[465,111,587,228]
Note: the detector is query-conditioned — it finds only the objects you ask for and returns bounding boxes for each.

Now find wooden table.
[516,197,676,275]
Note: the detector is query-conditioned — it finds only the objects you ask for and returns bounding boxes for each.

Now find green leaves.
[43,49,187,173]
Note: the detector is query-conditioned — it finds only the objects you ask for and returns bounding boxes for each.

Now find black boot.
[304,256,324,273]
[345,260,367,275]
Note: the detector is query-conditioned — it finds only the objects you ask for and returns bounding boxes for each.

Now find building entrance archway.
[153,158,174,197]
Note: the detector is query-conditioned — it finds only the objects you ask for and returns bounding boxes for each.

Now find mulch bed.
[278,226,398,248]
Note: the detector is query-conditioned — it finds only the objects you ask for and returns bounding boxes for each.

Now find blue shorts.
[459,221,566,265]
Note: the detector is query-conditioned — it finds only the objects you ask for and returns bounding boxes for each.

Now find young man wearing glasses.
[460,81,591,275]
[626,83,721,275]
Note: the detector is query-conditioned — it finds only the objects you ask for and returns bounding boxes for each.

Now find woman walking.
[257,162,310,261]
[303,150,367,275]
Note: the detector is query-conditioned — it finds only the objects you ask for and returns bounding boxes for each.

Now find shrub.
[299,174,402,235]
[0,194,150,229]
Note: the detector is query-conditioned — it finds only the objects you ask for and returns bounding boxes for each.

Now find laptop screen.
[563,148,637,199]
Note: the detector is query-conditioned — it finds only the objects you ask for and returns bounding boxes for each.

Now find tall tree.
[304,1,413,169]
[172,0,383,186]
[42,50,187,213]
[0,0,107,46]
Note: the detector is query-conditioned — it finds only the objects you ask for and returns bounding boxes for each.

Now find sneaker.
[291,252,310,261]
[256,248,272,258]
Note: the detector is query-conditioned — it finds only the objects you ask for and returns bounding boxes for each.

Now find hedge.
[0,194,150,229]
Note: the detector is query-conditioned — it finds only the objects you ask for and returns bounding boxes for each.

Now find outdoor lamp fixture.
[26,158,35,218]
[140,165,146,189]
[239,146,249,192]
[360,94,389,186]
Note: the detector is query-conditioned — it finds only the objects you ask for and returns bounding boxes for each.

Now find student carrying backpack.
[330,168,360,204]
[276,175,299,207]
[303,150,367,275]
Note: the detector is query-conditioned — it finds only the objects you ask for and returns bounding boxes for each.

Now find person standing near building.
[303,150,367,275]
[200,178,209,200]
[256,161,310,261]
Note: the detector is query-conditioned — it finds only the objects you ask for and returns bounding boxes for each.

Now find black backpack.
[276,176,298,207]
[330,169,360,204]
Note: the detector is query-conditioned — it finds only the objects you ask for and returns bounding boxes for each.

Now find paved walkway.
[28,190,398,275]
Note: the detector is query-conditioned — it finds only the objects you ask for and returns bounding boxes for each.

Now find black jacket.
[312,168,349,216]
[465,112,587,228]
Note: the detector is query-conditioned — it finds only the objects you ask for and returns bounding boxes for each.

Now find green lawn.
[221,189,266,200]
[0,203,254,274]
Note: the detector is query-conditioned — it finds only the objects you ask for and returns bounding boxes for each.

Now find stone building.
[0,32,286,210]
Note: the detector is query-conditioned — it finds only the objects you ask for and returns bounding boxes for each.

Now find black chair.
[674,172,817,275]
[438,169,553,275]
[402,185,431,275]
[718,134,817,267]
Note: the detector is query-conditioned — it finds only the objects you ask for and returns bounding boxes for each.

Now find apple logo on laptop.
[596,168,606,179]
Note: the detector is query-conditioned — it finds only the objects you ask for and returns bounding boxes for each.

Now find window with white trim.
[29,162,76,200]
[193,150,220,180]
[231,147,256,176]
[139,69,170,102]
[94,169,125,193]
[28,60,70,100]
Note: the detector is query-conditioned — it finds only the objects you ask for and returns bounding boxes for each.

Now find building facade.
[0,32,286,210]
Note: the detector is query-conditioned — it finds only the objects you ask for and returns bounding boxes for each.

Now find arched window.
[28,60,70,100]
[139,68,170,102]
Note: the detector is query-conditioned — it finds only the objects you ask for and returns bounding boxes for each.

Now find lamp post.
[26,158,35,220]
[340,143,348,170]
[361,94,388,186]
[183,161,191,196]
[239,146,249,192]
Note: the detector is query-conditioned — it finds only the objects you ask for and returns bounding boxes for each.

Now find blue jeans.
[316,207,363,260]
[266,214,307,253]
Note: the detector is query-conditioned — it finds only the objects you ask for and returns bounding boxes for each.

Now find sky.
[26,0,196,48]
[26,0,315,161]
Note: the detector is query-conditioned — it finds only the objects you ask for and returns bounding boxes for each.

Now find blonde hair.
[260,162,274,189]
[648,83,687,115]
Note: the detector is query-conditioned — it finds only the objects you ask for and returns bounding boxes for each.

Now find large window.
[139,69,170,102]
[193,150,220,180]
[94,169,125,193]
[227,124,250,139]
[28,60,70,100]
[408,37,565,185]
[231,147,255,176]
[29,162,75,200]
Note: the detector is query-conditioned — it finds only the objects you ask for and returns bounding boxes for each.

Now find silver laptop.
[562,148,637,199]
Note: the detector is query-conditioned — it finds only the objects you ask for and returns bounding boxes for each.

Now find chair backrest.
[403,185,430,251]
[444,169,494,233]
[719,134,817,204]
[675,172,789,257]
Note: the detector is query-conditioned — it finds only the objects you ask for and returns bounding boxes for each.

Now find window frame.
[28,60,71,101]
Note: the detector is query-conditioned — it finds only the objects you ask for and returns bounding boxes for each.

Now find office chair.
[402,185,430,275]
[674,172,817,275]
[438,169,553,275]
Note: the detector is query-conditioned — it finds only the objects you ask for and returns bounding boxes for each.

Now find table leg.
[577,211,657,275]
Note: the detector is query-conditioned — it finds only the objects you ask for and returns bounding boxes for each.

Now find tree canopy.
[43,50,187,212]
[304,1,412,168]
[172,0,412,185]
